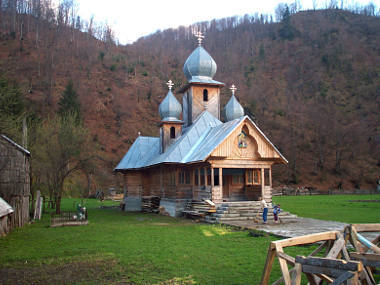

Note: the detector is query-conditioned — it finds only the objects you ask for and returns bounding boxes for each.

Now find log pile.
[260,223,380,285]
[141,196,160,213]
[183,200,216,219]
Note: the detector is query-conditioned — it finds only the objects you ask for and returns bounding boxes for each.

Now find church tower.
[180,32,224,127]
[158,80,183,153]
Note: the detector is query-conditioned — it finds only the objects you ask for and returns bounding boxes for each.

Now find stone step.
[213,213,240,218]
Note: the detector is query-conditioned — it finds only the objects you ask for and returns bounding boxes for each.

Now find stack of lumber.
[183,200,216,219]
[141,196,160,213]
[261,223,380,285]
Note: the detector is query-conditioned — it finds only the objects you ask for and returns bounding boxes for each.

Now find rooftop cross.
[166,79,174,90]
[194,30,204,46]
[230,84,237,95]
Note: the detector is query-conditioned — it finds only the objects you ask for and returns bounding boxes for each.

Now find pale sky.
[74,0,379,44]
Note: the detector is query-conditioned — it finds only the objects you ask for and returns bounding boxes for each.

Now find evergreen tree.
[0,77,25,139]
[58,80,81,120]
[278,6,297,40]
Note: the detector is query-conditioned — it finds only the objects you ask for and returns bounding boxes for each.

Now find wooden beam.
[350,252,380,267]
[309,240,328,256]
[291,263,302,285]
[277,251,295,266]
[296,256,362,272]
[352,223,380,232]
[326,238,345,259]
[260,246,277,285]
[272,231,339,248]
[211,167,214,187]
[331,271,355,285]
[275,244,291,285]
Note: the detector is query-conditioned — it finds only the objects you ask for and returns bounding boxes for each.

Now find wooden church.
[115,33,287,217]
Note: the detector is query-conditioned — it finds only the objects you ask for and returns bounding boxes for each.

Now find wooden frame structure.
[260,227,380,285]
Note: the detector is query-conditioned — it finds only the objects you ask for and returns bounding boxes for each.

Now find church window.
[203,89,208,101]
[179,170,191,185]
[170,127,175,139]
[246,169,261,185]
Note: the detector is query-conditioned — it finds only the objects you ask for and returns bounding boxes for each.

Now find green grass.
[273,194,380,223]
[1,195,379,284]
[0,199,295,284]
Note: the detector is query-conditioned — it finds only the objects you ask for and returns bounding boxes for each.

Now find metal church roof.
[183,46,218,84]
[115,111,287,172]
[114,136,160,170]
[158,90,182,122]
[224,94,245,121]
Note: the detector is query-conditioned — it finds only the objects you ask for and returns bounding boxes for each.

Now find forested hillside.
[0,1,379,192]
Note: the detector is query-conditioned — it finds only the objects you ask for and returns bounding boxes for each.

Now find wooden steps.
[183,200,216,219]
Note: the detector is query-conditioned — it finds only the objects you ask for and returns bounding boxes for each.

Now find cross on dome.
[194,30,204,46]
[230,84,237,95]
[166,79,174,90]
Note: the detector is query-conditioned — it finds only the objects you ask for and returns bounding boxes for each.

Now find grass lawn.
[0,195,379,284]
[273,194,380,223]
[0,198,307,284]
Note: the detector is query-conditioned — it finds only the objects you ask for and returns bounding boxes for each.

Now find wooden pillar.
[123,174,127,197]
[219,168,223,200]
[211,167,214,187]
[160,167,164,198]
[261,168,265,199]
[269,167,272,188]
[204,167,207,186]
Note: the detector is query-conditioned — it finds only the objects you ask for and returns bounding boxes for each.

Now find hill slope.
[1,9,379,190]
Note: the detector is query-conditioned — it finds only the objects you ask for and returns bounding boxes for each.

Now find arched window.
[203,89,208,101]
[170,127,175,139]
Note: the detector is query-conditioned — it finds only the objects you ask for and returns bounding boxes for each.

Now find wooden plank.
[291,263,302,285]
[304,273,317,285]
[273,231,339,248]
[309,241,328,256]
[352,224,380,232]
[302,264,347,278]
[277,251,295,266]
[350,252,380,267]
[276,244,291,285]
[326,238,345,259]
[331,271,355,285]
[296,256,363,272]
[260,246,276,285]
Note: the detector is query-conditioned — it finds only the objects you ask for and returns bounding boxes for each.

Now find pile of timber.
[141,196,160,213]
[183,200,216,219]
[260,223,380,285]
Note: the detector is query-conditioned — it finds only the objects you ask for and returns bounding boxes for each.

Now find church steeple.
[180,32,224,127]
[159,80,183,153]
[224,84,244,121]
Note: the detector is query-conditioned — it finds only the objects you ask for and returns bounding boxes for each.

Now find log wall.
[0,137,30,232]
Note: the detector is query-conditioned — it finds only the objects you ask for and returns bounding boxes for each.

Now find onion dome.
[224,84,244,121]
[159,80,182,121]
[183,46,217,81]
[183,31,217,82]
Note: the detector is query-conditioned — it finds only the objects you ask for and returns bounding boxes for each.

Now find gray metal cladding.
[158,90,182,122]
[183,46,217,82]
[224,94,245,121]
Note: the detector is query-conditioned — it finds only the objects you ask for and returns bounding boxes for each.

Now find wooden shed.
[0,134,31,231]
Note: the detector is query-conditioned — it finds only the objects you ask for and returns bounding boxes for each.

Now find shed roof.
[0,134,31,156]
[0,197,13,218]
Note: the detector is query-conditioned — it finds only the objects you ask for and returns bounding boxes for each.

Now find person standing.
[260,196,268,224]
[273,204,281,223]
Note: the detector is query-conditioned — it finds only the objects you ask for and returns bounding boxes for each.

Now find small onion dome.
[183,46,217,81]
[159,90,182,121]
[224,94,244,121]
